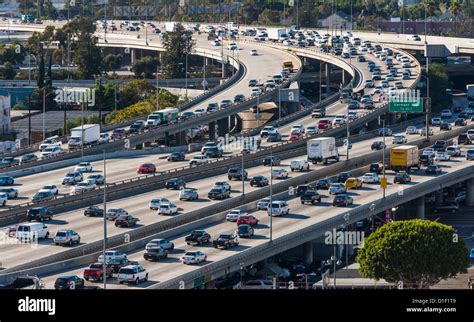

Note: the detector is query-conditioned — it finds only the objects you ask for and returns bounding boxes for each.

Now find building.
[320,11,353,30]
[0,0,20,17]
[0,94,11,135]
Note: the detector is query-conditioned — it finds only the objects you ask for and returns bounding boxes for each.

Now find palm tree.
[448,0,462,30]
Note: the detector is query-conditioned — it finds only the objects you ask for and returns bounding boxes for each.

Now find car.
[210,39,220,46]
[74,162,92,172]
[249,49,258,56]
[236,214,259,226]
[440,109,453,119]
[213,181,231,192]
[289,131,303,141]
[70,181,96,194]
[54,275,85,290]
[220,99,233,108]
[419,127,434,136]
[110,128,125,139]
[0,188,18,199]
[87,174,105,185]
[267,131,282,142]
[181,251,207,264]
[98,133,110,144]
[407,34,421,41]
[105,208,128,220]
[84,206,104,217]
[136,163,156,174]
[208,186,230,199]
[0,192,7,206]
[458,133,472,145]
[419,154,434,166]
[228,167,248,181]
[291,124,305,133]
[0,176,14,186]
[115,215,140,227]
[194,108,206,115]
[433,202,460,214]
[251,87,262,97]
[405,126,418,135]
[371,141,386,151]
[185,230,211,246]
[364,80,374,88]
[378,128,393,136]
[227,209,249,223]
[306,125,319,135]
[31,190,55,203]
[295,183,318,197]
[434,151,451,161]
[329,183,347,195]
[290,160,310,172]
[393,173,411,184]
[41,145,62,159]
[62,172,83,185]
[165,178,186,189]
[83,262,113,281]
[392,135,407,144]
[333,116,346,126]
[213,234,239,249]
[362,173,380,184]
[0,157,19,167]
[53,230,80,246]
[271,168,288,179]
[440,122,452,131]
[467,149,474,161]
[357,55,366,62]
[20,153,38,164]
[117,265,148,285]
[27,207,53,222]
[425,164,442,175]
[236,224,254,238]
[446,145,462,157]
[422,148,437,158]
[179,188,199,201]
[431,118,442,126]
[333,194,354,207]
[128,121,145,134]
[234,94,246,103]
[317,119,332,129]
[337,172,353,183]
[300,190,321,205]
[458,112,469,119]
[454,118,467,126]
[158,203,178,215]
[257,198,271,210]
[143,247,168,261]
[433,139,453,152]
[263,156,281,166]
[250,175,269,187]
[344,177,363,189]
[260,126,276,137]
[248,79,258,87]
[167,151,186,162]
[314,178,331,190]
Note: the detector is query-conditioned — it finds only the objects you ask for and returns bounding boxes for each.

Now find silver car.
[179,188,199,201]
[53,230,80,246]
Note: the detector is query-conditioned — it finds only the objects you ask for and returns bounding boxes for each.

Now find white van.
[16,223,50,241]
[290,160,310,172]
[267,201,289,217]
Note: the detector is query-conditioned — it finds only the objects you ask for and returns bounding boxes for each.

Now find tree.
[161,23,194,79]
[258,8,281,25]
[132,56,160,78]
[448,0,462,30]
[357,220,469,289]
[426,62,453,112]
[0,62,16,80]
[117,79,156,109]
[104,54,123,71]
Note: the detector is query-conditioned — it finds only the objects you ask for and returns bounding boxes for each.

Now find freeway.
[0,115,468,271]
[35,140,474,289]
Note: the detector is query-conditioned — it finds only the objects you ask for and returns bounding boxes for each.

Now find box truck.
[146,108,179,128]
[389,145,420,173]
[68,124,100,150]
[307,137,339,164]
[165,22,178,32]
[267,28,288,42]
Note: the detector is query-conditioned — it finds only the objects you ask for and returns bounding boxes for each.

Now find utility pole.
[269,146,273,242]
[102,149,107,290]
[156,65,159,110]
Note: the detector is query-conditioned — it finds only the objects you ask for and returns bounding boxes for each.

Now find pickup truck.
[213,234,239,249]
[83,263,113,281]
[185,230,211,246]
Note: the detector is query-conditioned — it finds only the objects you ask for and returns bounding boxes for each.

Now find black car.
[185,230,211,246]
[165,178,186,189]
[204,147,223,158]
[250,176,269,187]
[316,178,332,190]
[369,163,383,175]
[54,275,85,290]
[20,153,38,164]
[371,141,386,151]
[433,140,452,152]
[31,191,55,203]
[458,112,469,119]
[425,164,442,175]
[394,173,411,184]
[207,103,219,112]
[228,167,248,181]
[128,122,145,133]
[440,122,452,131]
[208,187,231,200]
[262,156,281,166]
[84,206,104,217]
[300,190,322,205]
[233,94,246,103]
[457,133,471,145]
[266,132,282,142]
[454,118,467,126]
[114,215,139,227]
[337,172,352,183]
[296,184,318,197]
[27,207,53,222]
[419,154,434,166]
[213,234,239,249]
[108,258,139,273]
[236,224,254,238]
[167,152,186,162]
[143,247,168,261]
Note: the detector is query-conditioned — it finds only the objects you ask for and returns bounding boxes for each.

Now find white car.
[181,251,207,265]
[70,181,96,194]
[106,208,128,220]
[250,49,258,56]
[257,198,271,210]
[98,133,110,144]
[210,40,221,46]
[333,117,346,126]
[419,127,434,136]
[446,145,462,157]
[291,124,305,134]
[290,160,310,172]
[435,151,451,161]
[392,135,407,144]
[159,203,178,215]
[440,109,453,118]
[117,265,148,285]
[75,162,93,172]
[329,183,347,195]
[39,185,59,195]
[227,42,237,50]
[149,197,170,210]
[0,192,7,206]
[226,209,247,222]
[87,174,105,185]
[362,173,380,184]
[431,118,442,126]
[146,238,174,251]
[189,156,209,166]
[271,168,288,179]
[405,126,418,135]
[306,125,319,135]
[39,137,61,151]
[251,88,262,97]
[98,250,127,264]
[422,148,436,157]
[62,171,83,185]
[260,126,276,137]
[41,146,61,158]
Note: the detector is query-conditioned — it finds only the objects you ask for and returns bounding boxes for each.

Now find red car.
[111,129,126,140]
[317,119,332,129]
[137,163,156,174]
[236,215,259,226]
[83,263,113,282]
[289,131,302,141]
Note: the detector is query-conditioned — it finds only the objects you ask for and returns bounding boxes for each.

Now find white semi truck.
[267,28,288,42]
[68,124,100,151]
[307,137,339,164]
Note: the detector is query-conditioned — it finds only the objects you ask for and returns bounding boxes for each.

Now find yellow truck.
[282,60,294,73]
[389,145,420,173]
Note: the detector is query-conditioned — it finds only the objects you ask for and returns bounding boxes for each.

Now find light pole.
[156,65,160,110]
[326,249,342,288]
[382,118,386,198]
[185,52,188,100]
[269,146,273,242]
[42,88,56,141]
[102,149,107,289]
[278,86,281,120]
[241,149,245,196]
[420,73,430,142]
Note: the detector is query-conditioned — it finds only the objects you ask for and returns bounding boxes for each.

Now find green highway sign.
[389,98,423,113]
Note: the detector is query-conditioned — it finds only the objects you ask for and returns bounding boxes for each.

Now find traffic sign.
[201,79,208,88]
[389,98,423,113]
[380,178,387,189]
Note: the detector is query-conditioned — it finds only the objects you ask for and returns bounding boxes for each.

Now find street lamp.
[42,88,56,141]
[382,117,386,198]
[102,149,107,289]
[420,73,430,142]
[269,146,274,242]
[325,251,342,288]
[241,149,247,196]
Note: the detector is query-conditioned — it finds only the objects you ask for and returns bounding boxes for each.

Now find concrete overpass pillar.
[206,57,212,66]
[131,49,136,64]
[435,190,444,206]
[466,178,474,207]
[415,196,425,219]
[342,70,346,85]
[217,118,229,137]
[209,121,216,140]
[176,131,186,145]
[325,63,331,94]
[228,115,236,131]
[303,241,314,265]
[221,63,228,78]
[135,143,143,150]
